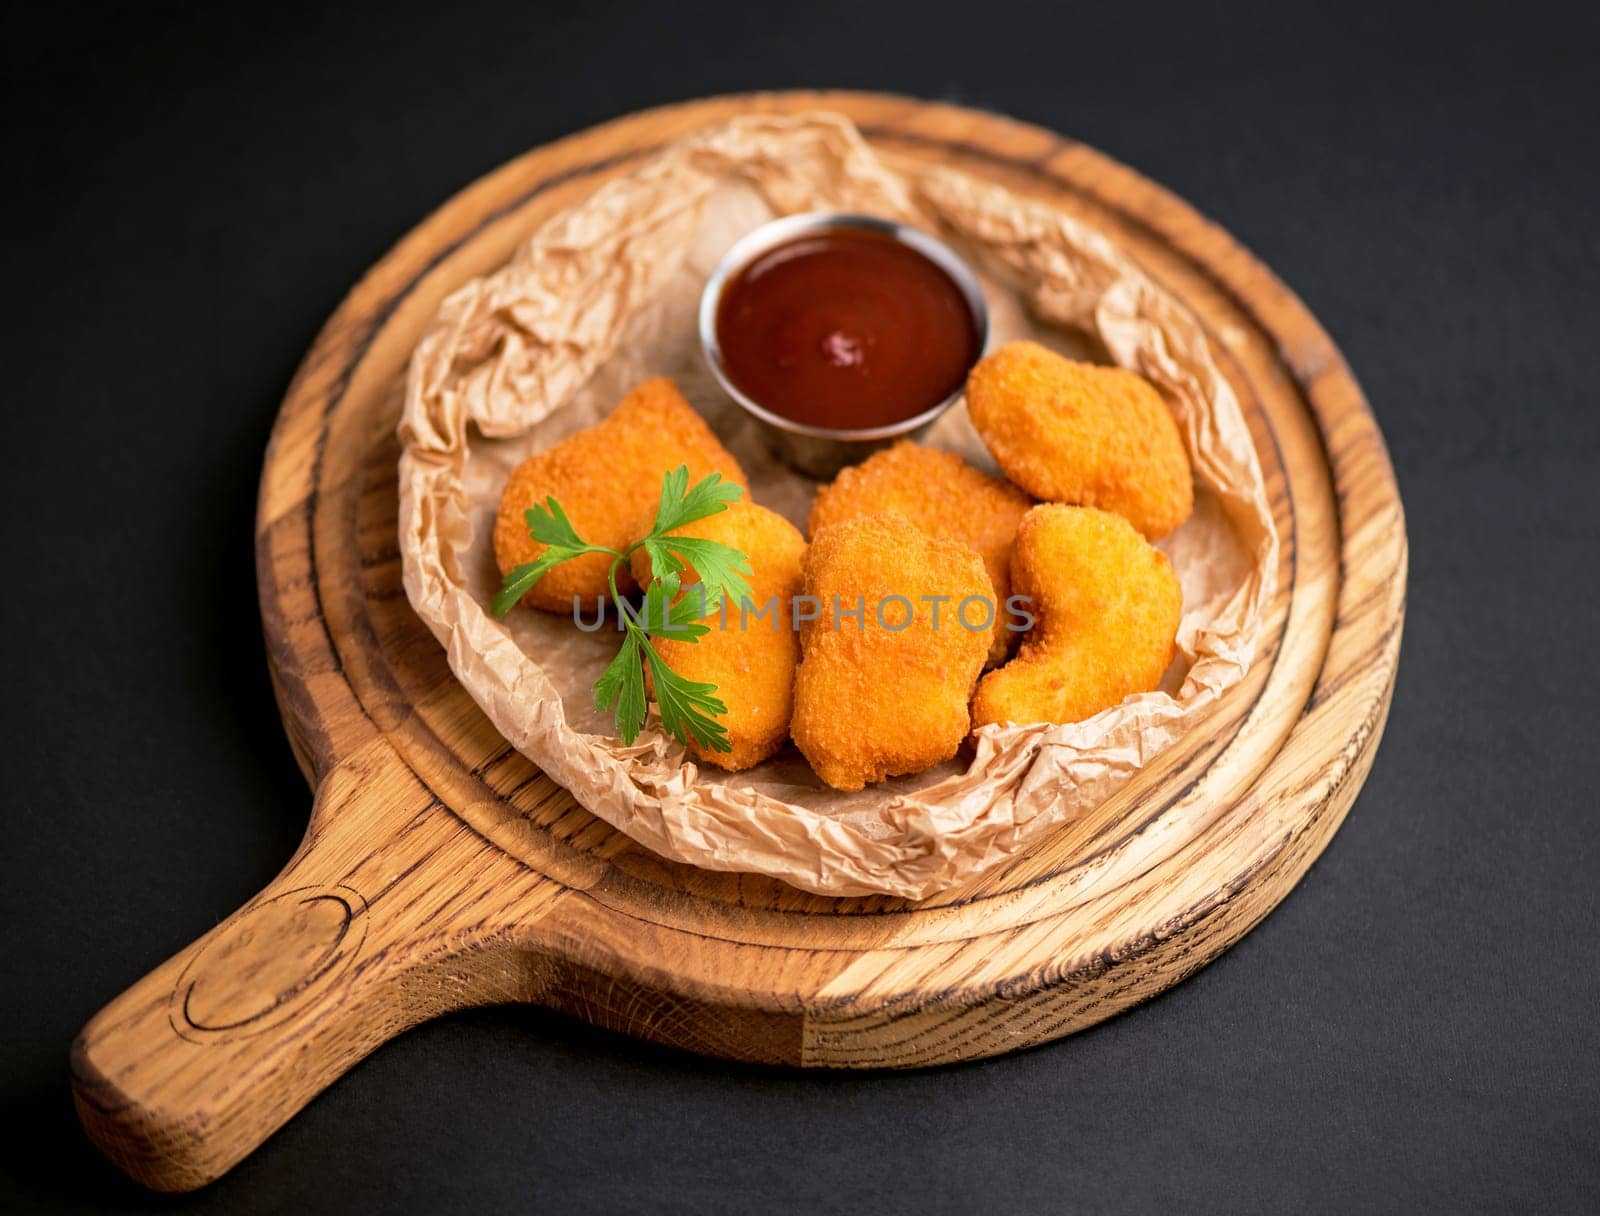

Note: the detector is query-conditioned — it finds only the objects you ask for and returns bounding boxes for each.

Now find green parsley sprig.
[491,467,753,752]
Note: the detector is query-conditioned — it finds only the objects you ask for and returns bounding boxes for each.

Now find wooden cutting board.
[71,91,1407,1191]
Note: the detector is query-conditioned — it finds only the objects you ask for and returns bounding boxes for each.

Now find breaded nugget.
[807,441,1033,664]
[971,505,1181,730]
[494,378,747,612]
[630,501,806,771]
[791,514,993,791]
[966,340,1193,540]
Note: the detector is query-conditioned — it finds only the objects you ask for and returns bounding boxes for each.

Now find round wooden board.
[72,92,1406,1191]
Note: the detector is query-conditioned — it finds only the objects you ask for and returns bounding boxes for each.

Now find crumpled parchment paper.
[398,113,1277,899]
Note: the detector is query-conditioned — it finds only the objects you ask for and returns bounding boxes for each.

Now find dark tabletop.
[4,1,1597,1212]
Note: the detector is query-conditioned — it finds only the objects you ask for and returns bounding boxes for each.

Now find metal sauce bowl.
[699,212,990,480]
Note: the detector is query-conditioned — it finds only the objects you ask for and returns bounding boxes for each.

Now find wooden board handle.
[70,746,535,1191]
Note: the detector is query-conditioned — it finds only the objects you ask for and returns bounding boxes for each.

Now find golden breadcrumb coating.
[971,504,1181,730]
[493,378,747,613]
[807,441,1033,665]
[791,514,993,791]
[631,501,806,772]
[966,340,1194,540]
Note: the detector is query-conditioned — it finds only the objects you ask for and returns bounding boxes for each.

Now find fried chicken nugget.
[791,514,993,791]
[971,505,1181,730]
[966,340,1193,540]
[629,501,806,772]
[807,441,1033,665]
[494,378,747,613]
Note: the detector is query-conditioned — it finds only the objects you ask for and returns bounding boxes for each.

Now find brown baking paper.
[398,113,1276,900]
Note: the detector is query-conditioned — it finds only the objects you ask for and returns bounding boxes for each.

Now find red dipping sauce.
[713,226,982,432]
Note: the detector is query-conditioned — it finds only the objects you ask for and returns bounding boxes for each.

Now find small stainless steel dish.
[698,212,990,480]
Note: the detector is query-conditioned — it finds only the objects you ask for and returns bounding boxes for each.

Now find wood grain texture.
[71,91,1406,1191]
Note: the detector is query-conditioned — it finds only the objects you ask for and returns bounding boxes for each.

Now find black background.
[4,2,1598,1212]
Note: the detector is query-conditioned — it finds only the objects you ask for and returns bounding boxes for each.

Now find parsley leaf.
[640,571,714,641]
[593,630,648,744]
[639,534,753,615]
[490,465,748,752]
[523,497,588,549]
[651,467,743,536]
[490,497,620,618]
[642,643,731,754]
[491,550,572,617]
